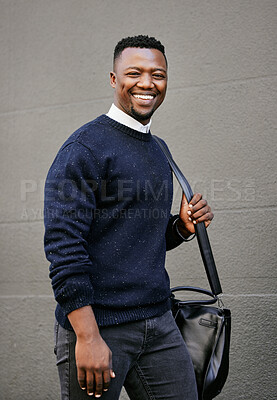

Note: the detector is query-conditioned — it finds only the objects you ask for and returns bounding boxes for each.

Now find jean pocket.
[55,322,71,367]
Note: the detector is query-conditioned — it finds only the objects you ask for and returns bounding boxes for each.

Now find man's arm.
[166,193,214,250]
[68,306,115,397]
[44,142,115,397]
[44,142,98,313]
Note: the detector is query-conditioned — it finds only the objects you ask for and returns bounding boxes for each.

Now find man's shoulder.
[60,114,109,151]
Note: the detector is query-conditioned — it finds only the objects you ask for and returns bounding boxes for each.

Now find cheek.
[115,83,128,100]
[118,82,128,96]
[121,87,133,104]
[157,85,167,102]
[156,80,167,93]
[161,83,167,95]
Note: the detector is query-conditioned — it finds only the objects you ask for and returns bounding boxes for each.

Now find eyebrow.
[125,66,167,73]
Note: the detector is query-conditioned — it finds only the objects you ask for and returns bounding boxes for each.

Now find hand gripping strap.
[153,136,222,295]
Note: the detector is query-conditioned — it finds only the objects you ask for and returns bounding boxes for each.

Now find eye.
[153,73,166,79]
[127,72,140,76]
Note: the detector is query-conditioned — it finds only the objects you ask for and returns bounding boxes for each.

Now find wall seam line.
[1,74,276,118]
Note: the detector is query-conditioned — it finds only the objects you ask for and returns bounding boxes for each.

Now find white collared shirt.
[106,103,152,133]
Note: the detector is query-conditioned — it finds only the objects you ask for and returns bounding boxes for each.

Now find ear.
[110,71,116,88]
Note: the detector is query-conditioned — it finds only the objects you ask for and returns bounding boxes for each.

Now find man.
[44,35,213,400]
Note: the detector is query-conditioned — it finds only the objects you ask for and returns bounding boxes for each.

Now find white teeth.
[133,94,154,100]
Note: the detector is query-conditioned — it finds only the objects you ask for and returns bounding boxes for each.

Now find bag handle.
[153,136,222,296]
[171,286,218,305]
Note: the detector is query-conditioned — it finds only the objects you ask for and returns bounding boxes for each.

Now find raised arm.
[165,193,213,250]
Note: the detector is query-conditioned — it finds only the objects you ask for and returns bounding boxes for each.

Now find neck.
[106,104,152,133]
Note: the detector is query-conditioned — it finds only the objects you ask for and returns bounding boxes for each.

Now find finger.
[191,205,211,220]
[193,212,214,226]
[94,371,103,398]
[77,368,86,391]
[190,199,208,214]
[189,193,202,207]
[103,369,111,392]
[181,192,189,206]
[86,372,94,397]
[108,351,115,381]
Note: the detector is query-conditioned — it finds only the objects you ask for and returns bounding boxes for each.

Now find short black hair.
[113,35,167,67]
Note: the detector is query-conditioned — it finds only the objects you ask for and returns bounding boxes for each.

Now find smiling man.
[110,46,167,123]
[44,35,213,400]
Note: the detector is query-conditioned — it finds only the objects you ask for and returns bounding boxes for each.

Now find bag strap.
[171,286,218,305]
[153,135,222,296]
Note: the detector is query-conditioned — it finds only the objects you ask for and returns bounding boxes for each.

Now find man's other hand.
[177,193,214,238]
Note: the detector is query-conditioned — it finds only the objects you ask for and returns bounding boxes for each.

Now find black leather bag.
[171,287,231,400]
[154,136,231,400]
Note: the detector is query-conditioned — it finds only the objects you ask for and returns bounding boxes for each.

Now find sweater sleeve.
[165,214,185,251]
[157,139,186,251]
[44,142,100,315]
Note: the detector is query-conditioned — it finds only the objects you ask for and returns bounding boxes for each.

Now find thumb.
[181,192,189,207]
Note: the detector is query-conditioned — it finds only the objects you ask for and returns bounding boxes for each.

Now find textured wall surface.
[0,1,276,399]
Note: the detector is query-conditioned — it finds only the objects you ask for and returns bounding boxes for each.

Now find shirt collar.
[106,104,152,133]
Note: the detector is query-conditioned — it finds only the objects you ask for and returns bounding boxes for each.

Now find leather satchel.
[154,136,231,400]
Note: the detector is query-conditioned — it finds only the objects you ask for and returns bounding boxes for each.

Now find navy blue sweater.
[44,115,183,329]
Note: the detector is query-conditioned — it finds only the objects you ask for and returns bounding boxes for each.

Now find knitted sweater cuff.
[55,275,94,316]
[166,214,185,250]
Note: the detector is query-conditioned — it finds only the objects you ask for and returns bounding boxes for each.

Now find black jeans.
[54,310,198,400]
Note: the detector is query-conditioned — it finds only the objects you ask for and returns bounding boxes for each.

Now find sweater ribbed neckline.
[99,114,152,142]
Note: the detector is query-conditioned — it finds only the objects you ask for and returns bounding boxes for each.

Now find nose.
[136,73,154,89]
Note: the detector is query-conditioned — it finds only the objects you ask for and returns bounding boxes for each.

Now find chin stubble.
[130,106,154,122]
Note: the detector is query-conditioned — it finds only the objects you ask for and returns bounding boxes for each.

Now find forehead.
[115,47,167,71]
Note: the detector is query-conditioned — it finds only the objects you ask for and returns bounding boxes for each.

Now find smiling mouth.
[132,94,155,100]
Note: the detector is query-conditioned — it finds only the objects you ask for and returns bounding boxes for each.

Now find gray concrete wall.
[0,0,276,399]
